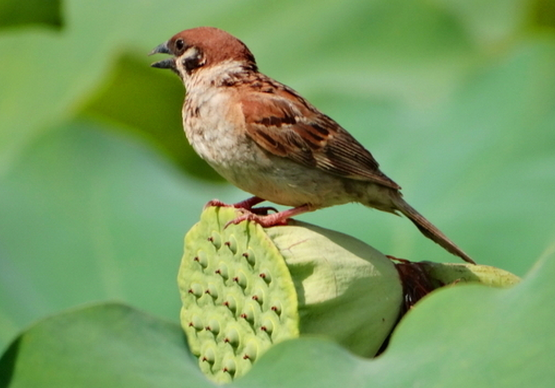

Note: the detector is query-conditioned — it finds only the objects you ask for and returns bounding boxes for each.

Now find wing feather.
[240,84,400,190]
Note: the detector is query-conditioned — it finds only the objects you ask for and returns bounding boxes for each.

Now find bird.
[150,26,475,264]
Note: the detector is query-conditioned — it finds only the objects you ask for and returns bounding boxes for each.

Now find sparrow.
[150,26,475,264]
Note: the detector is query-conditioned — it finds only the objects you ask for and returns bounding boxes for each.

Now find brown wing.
[240,84,400,190]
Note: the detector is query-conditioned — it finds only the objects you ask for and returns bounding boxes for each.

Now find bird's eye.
[175,38,184,51]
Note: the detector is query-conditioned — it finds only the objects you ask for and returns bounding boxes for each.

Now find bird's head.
[149,26,257,79]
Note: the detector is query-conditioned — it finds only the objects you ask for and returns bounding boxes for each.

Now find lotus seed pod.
[265,221,403,357]
[179,207,300,383]
[420,261,521,288]
[178,207,403,382]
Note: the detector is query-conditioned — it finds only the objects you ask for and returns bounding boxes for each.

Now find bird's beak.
[149,42,171,55]
[151,58,176,70]
[149,42,176,70]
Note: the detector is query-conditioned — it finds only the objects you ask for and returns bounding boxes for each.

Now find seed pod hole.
[206,318,221,334]
[194,250,208,269]
[222,358,237,376]
[189,314,204,331]
[201,346,216,364]
[259,269,272,284]
[224,235,238,254]
[208,231,222,250]
[205,283,219,299]
[243,341,258,361]
[242,248,256,266]
[270,301,282,316]
[239,304,256,325]
[223,327,240,348]
[251,288,265,305]
[260,317,275,335]
[215,263,229,279]
[232,271,248,289]
[188,283,203,298]
[223,296,237,313]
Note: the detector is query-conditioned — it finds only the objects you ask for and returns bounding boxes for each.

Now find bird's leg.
[205,196,278,215]
[205,196,263,209]
[226,204,311,228]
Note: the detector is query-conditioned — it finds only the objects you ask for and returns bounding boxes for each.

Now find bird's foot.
[205,196,277,216]
[225,204,311,228]
[225,211,289,228]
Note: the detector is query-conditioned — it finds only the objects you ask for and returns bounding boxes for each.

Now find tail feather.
[392,196,476,264]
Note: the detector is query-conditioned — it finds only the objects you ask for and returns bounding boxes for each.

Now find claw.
[204,199,228,209]
[249,206,278,216]
[207,201,312,229]
[204,196,265,211]
[224,211,290,229]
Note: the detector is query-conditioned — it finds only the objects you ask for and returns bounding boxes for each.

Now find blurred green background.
[1,0,554,351]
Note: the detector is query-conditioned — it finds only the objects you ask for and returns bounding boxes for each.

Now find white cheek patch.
[183,46,199,60]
